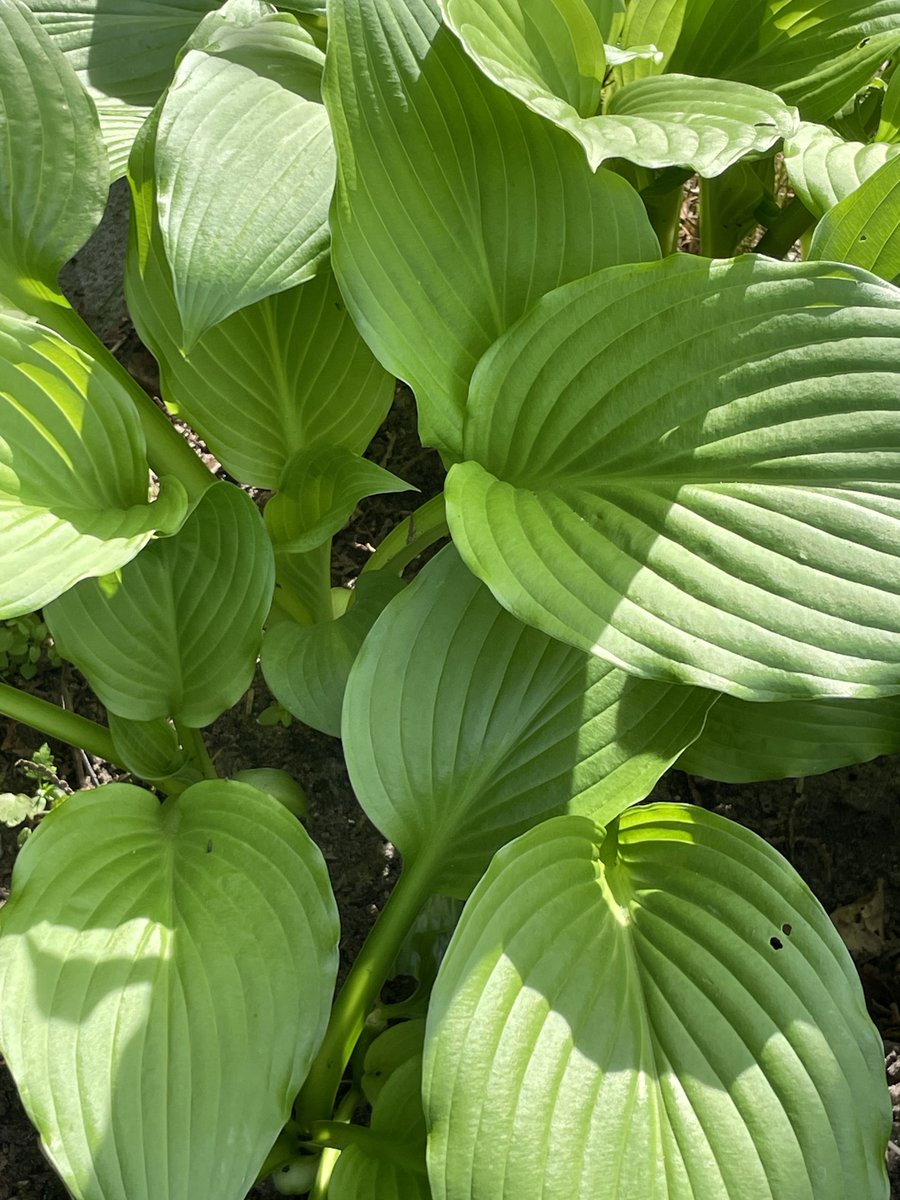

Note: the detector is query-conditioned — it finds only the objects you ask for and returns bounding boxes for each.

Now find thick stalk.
[754,196,815,260]
[301,1121,425,1173]
[293,849,437,1132]
[644,182,685,257]
[0,681,119,765]
[177,724,218,780]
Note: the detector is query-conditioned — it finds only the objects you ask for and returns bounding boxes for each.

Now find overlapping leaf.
[343,548,714,896]
[0,312,187,618]
[155,11,334,347]
[446,254,900,700]
[325,0,659,454]
[127,108,391,488]
[424,807,890,1199]
[809,155,900,284]
[678,694,900,781]
[45,483,274,726]
[1,1,108,282]
[783,121,900,218]
[0,780,339,1200]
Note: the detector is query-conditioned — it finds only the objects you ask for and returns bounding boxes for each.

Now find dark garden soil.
[1,185,899,1198]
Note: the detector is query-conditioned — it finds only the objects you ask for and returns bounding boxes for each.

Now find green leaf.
[330,1025,429,1200]
[127,105,390,488]
[326,0,659,455]
[155,13,333,347]
[424,807,890,1200]
[1,0,108,282]
[45,483,274,726]
[0,312,188,619]
[0,791,48,826]
[783,121,900,218]
[666,0,900,124]
[343,548,714,896]
[107,713,202,789]
[440,3,798,176]
[265,447,415,553]
[809,155,900,284]
[615,0,686,83]
[876,66,900,143]
[262,572,406,737]
[446,254,900,701]
[678,693,900,781]
[0,780,339,1200]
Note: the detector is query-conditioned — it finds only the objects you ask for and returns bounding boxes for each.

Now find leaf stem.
[293,850,436,1132]
[300,1121,426,1173]
[360,494,448,577]
[0,681,119,766]
[753,195,815,260]
[177,724,218,779]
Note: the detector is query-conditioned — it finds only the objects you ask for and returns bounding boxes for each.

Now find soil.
[1,185,899,1199]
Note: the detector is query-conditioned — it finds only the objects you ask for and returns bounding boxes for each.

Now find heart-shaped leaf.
[326,0,659,454]
[446,254,900,700]
[424,806,890,1199]
[809,155,900,284]
[0,311,187,618]
[45,482,274,726]
[343,548,714,896]
[0,780,339,1200]
[783,121,900,219]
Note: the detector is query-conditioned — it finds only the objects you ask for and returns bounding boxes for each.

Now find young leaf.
[325,0,659,455]
[446,254,900,701]
[809,155,900,284]
[615,0,686,83]
[343,548,715,896]
[783,121,900,219]
[0,780,340,1200]
[127,106,391,488]
[424,807,890,1199]
[107,713,202,789]
[679,692,900,782]
[45,483,274,727]
[0,312,187,618]
[0,0,108,283]
[155,11,333,346]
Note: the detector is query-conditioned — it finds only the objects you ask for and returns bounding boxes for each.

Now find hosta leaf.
[783,121,900,218]
[343,548,714,896]
[440,3,797,176]
[127,105,390,488]
[876,67,900,144]
[0,312,187,618]
[809,155,900,284]
[446,254,900,700]
[45,483,274,726]
[155,15,333,346]
[107,713,202,789]
[265,447,414,554]
[678,693,900,781]
[0,780,339,1200]
[666,0,900,124]
[1,0,108,282]
[326,0,659,455]
[615,0,686,83]
[424,807,890,1200]
[262,572,406,737]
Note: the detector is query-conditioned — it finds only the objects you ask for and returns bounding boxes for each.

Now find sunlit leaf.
[783,121,900,218]
[809,155,900,284]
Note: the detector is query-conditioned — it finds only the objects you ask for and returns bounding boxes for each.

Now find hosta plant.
[0,0,899,1197]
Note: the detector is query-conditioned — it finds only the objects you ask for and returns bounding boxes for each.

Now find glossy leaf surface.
[0,780,339,1200]
[0,312,187,618]
[45,483,274,726]
[783,121,900,218]
[326,0,659,454]
[447,255,900,700]
[809,156,900,284]
[424,807,890,1199]
[343,548,714,896]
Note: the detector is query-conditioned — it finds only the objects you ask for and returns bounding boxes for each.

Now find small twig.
[13,758,72,794]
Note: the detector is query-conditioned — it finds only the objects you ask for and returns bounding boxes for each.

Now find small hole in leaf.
[770,936,784,950]
[859,36,870,46]
[782,923,792,936]
[859,234,868,242]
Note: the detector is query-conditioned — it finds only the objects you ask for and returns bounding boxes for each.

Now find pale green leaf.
[107,713,202,789]
[446,254,900,700]
[0,780,339,1200]
[155,18,333,347]
[127,105,390,488]
[809,155,900,283]
[615,0,686,83]
[424,807,890,1200]
[0,312,188,618]
[0,791,47,826]
[678,694,900,781]
[783,121,900,218]
[666,0,900,123]
[876,67,900,143]
[326,0,659,455]
[0,1,108,281]
[343,548,715,896]
[45,483,274,726]
[261,572,406,737]
[265,447,415,553]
